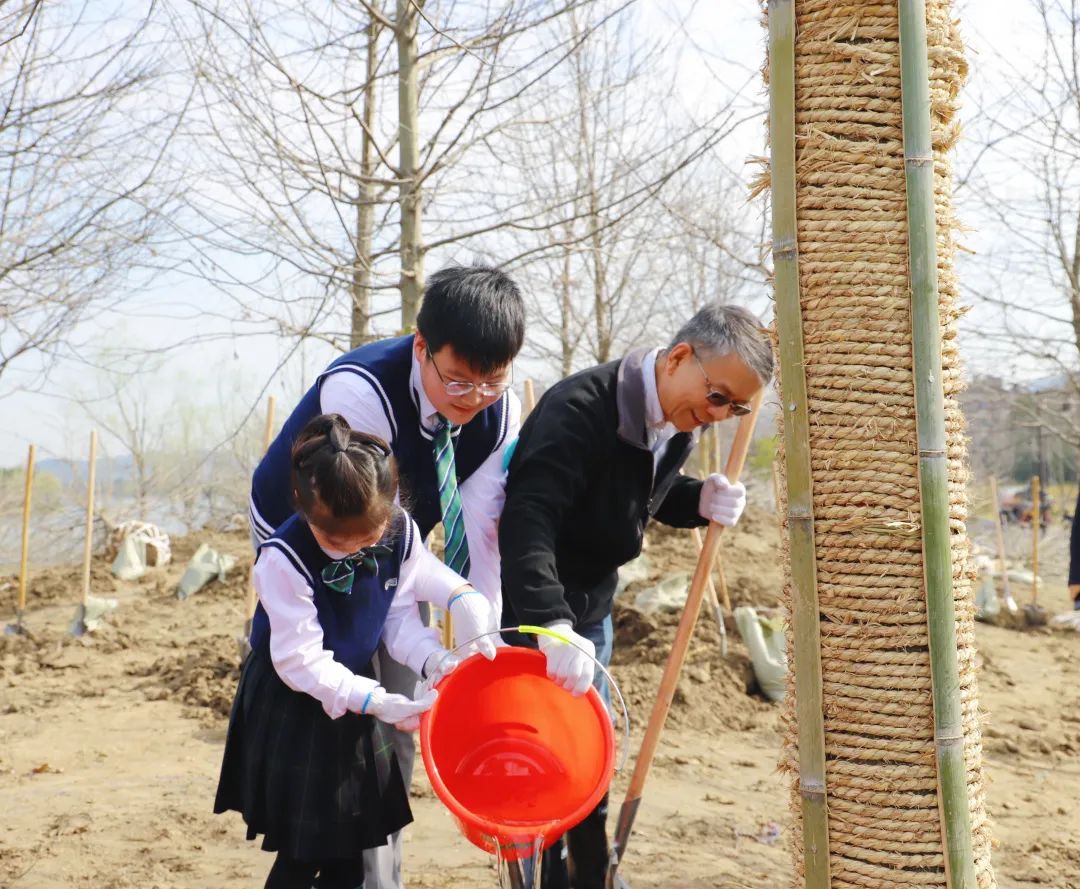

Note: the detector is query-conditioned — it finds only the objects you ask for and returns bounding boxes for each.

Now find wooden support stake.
[262,396,276,452]
[523,379,536,415]
[900,0,978,881]
[690,526,728,655]
[1031,475,1040,604]
[691,526,731,612]
[442,609,453,648]
[766,1,832,883]
[988,476,1015,612]
[82,431,98,608]
[7,445,36,634]
[18,445,35,612]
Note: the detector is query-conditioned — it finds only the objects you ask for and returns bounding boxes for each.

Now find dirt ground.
[1,507,1079,888]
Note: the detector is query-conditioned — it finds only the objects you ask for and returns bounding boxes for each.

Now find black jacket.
[499,348,707,629]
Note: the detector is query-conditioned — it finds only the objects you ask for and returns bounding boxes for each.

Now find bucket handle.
[421,624,631,773]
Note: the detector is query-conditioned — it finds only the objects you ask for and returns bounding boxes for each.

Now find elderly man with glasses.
[499,302,775,889]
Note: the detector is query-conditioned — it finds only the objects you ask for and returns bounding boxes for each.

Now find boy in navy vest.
[249,263,525,889]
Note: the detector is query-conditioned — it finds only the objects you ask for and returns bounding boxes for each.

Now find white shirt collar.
[642,348,668,431]
[410,344,441,430]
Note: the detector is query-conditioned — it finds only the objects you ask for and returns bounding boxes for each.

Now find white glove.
[363,686,438,733]
[422,648,462,684]
[698,473,746,527]
[448,589,500,660]
[538,620,596,697]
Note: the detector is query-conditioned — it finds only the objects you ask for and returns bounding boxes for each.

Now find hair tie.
[366,439,391,459]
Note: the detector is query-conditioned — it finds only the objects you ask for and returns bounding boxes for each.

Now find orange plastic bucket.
[419,646,616,861]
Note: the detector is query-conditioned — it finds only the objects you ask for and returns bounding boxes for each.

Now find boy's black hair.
[416,263,525,375]
[290,414,398,534]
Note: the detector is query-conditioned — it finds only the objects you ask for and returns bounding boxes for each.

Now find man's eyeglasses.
[692,351,753,416]
[426,348,512,398]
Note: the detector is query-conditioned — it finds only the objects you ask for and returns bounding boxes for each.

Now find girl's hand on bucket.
[539,621,596,696]
[362,686,438,732]
[448,587,500,660]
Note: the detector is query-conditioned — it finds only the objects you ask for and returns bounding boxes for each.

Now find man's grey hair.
[668,303,774,384]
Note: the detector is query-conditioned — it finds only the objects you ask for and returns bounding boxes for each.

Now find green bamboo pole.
[768,2,831,886]
[898,2,977,886]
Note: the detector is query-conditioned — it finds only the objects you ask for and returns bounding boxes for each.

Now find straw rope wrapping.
[765,2,995,887]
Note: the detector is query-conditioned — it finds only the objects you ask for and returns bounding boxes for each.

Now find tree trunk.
[395,0,423,331]
[1069,203,1080,360]
[589,192,609,362]
[560,235,573,376]
[771,2,996,886]
[350,16,380,349]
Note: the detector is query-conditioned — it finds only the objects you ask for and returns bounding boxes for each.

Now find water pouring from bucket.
[419,626,628,885]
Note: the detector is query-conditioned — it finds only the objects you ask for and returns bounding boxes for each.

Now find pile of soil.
[608,508,787,733]
[0,562,118,611]
[3,512,1080,888]
[628,510,785,611]
[610,603,776,733]
[136,635,241,719]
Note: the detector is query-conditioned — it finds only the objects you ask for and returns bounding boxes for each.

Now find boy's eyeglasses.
[426,348,512,398]
[691,350,753,416]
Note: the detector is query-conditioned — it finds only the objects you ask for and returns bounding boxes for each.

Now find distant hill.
[35,455,136,485]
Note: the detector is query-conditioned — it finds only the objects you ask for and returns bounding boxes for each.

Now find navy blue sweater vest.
[250,335,511,540]
[249,511,415,674]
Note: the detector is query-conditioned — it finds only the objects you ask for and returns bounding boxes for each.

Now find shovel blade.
[70,603,88,637]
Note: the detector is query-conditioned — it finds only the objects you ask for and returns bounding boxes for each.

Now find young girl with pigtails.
[215,413,494,889]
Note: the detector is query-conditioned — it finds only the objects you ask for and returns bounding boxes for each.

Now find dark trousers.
[507,616,614,889]
[265,853,363,889]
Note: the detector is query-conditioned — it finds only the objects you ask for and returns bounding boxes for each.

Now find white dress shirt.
[319,348,520,610]
[254,515,465,719]
[641,348,680,475]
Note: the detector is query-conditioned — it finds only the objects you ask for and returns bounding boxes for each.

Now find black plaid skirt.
[213,643,412,861]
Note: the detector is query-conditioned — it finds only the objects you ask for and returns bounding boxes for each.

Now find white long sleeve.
[382,516,464,674]
[319,371,396,446]
[255,519,466,718]
[255,548,378,719]
[458,389,521,611]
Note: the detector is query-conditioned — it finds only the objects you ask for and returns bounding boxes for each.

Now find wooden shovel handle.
[623,389,763,801]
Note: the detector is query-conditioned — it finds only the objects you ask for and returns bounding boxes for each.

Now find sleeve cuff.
[406,632,445,677]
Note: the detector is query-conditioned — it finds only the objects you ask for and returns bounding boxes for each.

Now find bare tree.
[176,0,615,348]
[0,1,184,396]
[76,357,168,517]
[959,0,1080,447]
[502,3,756,375]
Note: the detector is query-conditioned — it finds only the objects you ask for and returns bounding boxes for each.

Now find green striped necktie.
[433,415,470,577]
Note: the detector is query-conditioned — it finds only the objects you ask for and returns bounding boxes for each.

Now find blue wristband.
[447,589,483,610]
[360,690,375,715]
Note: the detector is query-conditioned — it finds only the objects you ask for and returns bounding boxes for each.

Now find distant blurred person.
[1069,488,1080,609]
